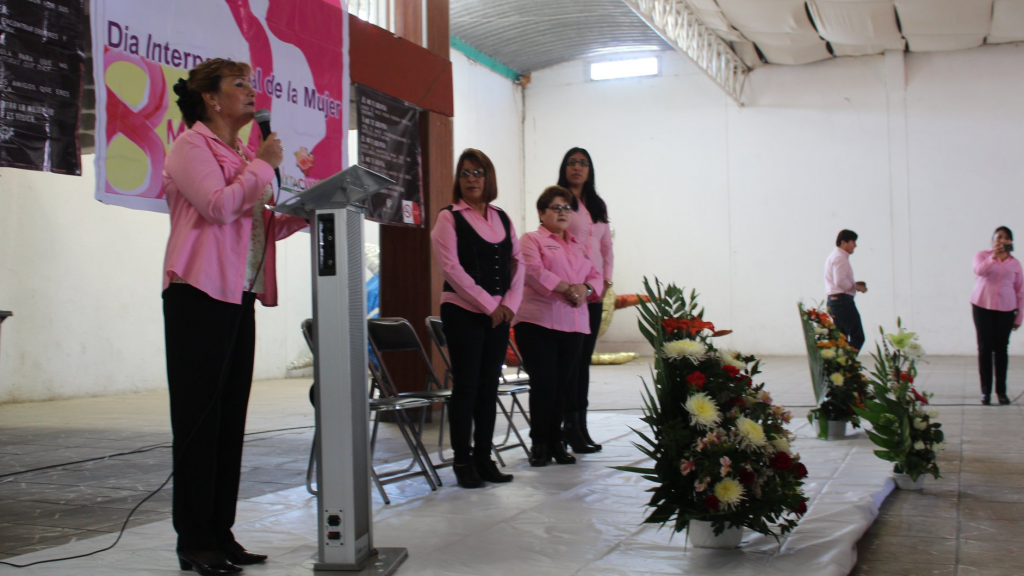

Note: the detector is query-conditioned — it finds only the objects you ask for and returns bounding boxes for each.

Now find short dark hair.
[173,58,251,128]
[536,186,572,213]
[451,149,498,204]
[836,229,858,247]
[995,226,1014,241]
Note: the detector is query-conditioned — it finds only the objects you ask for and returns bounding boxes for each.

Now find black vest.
[442,206,513,297]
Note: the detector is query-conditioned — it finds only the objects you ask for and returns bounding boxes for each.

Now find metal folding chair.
[425,316,530,462]
[367,318,455,470]
[302,319,438,504]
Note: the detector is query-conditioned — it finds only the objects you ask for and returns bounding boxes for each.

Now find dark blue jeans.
[827,293,865,353]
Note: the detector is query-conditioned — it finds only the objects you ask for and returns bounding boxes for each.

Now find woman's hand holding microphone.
[256,132,284,168]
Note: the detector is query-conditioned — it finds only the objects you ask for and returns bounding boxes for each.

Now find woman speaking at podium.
[431,148,524,489]
[161,59,306,575]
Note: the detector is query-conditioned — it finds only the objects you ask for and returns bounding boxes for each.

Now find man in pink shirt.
[824,229,868,352]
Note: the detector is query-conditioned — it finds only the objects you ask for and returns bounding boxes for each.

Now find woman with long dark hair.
[431,148,524,488]
[163,58,307,575]
[556,147,613,454]
[971,226,1024,405]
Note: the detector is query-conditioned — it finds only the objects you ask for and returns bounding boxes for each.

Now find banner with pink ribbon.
[91,0,349,212]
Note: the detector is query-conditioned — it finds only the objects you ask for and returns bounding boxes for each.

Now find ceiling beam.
[623,0,749,105]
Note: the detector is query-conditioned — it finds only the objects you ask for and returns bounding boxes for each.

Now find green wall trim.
[450,36,522,82]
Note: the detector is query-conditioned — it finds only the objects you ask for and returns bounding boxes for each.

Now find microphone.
[254,109,281,188]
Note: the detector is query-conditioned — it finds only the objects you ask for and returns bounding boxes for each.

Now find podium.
[274,167,406,574]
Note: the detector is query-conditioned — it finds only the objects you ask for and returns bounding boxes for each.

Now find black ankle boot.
[529,444,550,467]
[475,459,513,483]
[548,441,577,464]
[562,413,598,454]
[453,462,485,488]
[579,410,602,451]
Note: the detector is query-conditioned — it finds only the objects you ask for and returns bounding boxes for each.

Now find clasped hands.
[489,304,514,328]
[561,283,590,308]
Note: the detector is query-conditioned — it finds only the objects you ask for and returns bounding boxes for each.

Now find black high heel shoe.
[548,442,577,465]
[562,413,598,454]
[529,444,549,467]
[221,541,267,565]
[998,395,1011,405]
[177,549,242,576]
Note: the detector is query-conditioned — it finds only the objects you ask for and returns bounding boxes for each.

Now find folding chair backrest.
[301,318,314,352]
[368,317,444,395]
[425,316,453,387]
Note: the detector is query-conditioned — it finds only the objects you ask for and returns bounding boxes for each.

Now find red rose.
[793,463,808,479]
[739,375,753,388]
[686,372,706,389]
[703,495,720,511]
[770,451,793,471]
[722,365,740,377]
[794,501,807,515]
[738,470,756,485]
[911,388,928,405]
[728,397,746,409]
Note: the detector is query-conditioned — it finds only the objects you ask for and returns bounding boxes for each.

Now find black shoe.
[475,459,513,483]
[562,414,598,454]
[982,395,991,405]
[528,444,549,467]
[998,395,1011,405]
[221,541,267,565]
[453,462,485,488]
[548,442,577,465]
[579,410,603,452]
[177,549,242,576]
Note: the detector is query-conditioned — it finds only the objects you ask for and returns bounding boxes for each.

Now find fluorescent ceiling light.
[590,57,658,81]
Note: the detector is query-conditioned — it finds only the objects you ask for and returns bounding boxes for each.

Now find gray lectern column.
[274,167,406,575]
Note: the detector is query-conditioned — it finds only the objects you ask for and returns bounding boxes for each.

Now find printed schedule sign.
[91,0,349,212]
[0,0,84,175]
[356,85,422,227]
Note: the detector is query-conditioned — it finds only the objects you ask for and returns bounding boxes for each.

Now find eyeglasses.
[459,169,486,179]
[567,159,590,168]
[547,204,573,213]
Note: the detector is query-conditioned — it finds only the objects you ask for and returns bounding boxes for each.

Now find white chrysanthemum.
[820,348,836,360]
[830,372,845,387]
[684,393,721,429]
[913,440,926,450]
[771,436,790,453]
[837,357,848,366]
[663,339,707,359]
[735,417,767,449]
[928,408,939,419]
[813,326,828,336]
[718,349,746,369]
[713,478,745,508]
[913,418,928,430]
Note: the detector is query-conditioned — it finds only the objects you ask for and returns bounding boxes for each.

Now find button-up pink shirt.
[566,199,614,302]
[162,121,307,305]
[430,201,524,316]
[824,247,856,297]
[971,249,1024,325]
[514,227,602,333]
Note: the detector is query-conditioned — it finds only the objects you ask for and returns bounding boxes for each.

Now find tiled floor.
[0,355,1021,575]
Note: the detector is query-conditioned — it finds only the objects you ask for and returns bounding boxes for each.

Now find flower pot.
[827,420,847,439]
[894,472,925,490]
[688,519,744,549]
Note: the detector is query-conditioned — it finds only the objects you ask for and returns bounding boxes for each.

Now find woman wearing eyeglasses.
[430,148,524,488]
[515,186,602,467]
[558,147,613,454]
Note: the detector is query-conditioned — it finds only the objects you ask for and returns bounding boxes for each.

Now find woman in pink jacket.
[558,147,613,453]
[972,226,1024,406]
[162,59,306,575]
[515,186,602,467]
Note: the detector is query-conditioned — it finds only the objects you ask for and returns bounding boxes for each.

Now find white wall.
[525,43,1024,356]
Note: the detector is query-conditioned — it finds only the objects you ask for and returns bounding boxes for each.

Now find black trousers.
[827,293,865,352]
[514,322,584,445]
[565,302,603,413]
[972,304,1016,398]
[440,303,509,464]
[163,284,256,551]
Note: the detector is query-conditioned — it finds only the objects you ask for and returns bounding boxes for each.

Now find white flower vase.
[893,472,925,490]
[688,520,744,549]
[827,420,847,439]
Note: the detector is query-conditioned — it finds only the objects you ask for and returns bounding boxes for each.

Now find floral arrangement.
[853,322,942,482]
[799,303,871,438]
[617,279,809,538]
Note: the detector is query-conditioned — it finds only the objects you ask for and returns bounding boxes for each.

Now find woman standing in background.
[971,226,1024,405]
[557,147,613,453]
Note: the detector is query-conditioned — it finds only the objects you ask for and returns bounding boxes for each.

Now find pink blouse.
[430,201,525,316]
[514,227,602,333]
[971,249,1024,325]
[566,199,614,300]
[162,121,307,306]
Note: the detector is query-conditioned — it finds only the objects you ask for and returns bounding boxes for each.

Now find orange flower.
[662,317,717,337]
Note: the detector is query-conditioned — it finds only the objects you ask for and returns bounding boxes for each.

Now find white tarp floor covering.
[2,414,894,576]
